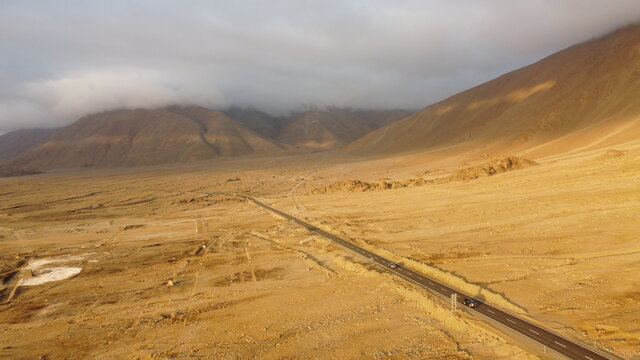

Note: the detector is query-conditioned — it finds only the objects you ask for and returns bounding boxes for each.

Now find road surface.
[236,194,619,360]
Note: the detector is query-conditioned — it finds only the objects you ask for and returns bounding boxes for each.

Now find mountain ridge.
[0,106,410,175]
[0,106,283,173]
[0,128,59,163]
[345,24,640,158]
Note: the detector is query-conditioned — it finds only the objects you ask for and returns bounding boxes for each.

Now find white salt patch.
[19,255,87,286]
[20,267,83,286]
[26,255,86,270]
[25,259,58,270]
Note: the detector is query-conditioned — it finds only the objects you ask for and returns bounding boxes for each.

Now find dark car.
[388,263,398,269]
[463,298,480,308]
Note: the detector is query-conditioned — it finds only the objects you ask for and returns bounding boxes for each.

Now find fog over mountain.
[2,1,640,134]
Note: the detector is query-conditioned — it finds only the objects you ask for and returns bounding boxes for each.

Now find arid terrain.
[1,134,639,359]
[0,157,538,360]
[2,19,640,360]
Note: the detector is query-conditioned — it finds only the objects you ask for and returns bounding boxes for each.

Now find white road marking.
[585,356,594,360]
[506,318,516,324]
[486,309,495,314]
[529,329,540,335]
[554,341,567,348]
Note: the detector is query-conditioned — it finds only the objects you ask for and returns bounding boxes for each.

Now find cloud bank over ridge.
[1,0,640,133]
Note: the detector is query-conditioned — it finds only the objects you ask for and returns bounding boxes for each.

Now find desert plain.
[1,137,638,360]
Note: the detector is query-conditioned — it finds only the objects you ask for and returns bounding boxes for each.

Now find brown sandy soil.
[267,142,640,359]
[0,157,538,360]
[1,138,638,359]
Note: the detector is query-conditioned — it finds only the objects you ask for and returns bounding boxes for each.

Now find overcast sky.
[1,1,639,133]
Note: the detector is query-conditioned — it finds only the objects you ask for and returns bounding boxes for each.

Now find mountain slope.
[279,108,410,149]
[2,106,282,172]
[346,25,640,157]
[224,107,283,139]
[167,106,284,155]
[0,128,58,163]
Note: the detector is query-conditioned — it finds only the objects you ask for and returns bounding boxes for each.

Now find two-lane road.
[236,194,619,360]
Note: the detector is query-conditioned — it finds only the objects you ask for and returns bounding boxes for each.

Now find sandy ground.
[268,143,640,359]
[0,156,537,360]
[1,140,638,359]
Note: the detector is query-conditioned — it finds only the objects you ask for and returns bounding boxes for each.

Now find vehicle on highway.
[463,298,480,308]
[388,263,398,269]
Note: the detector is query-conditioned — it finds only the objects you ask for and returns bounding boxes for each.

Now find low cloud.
[1,0,639,133]
[21,68,225,119]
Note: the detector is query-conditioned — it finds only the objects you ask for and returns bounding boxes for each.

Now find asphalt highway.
[237,194,618,360]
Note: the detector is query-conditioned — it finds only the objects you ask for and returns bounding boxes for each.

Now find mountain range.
[2,24,640,175]
[0,107,409,175]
